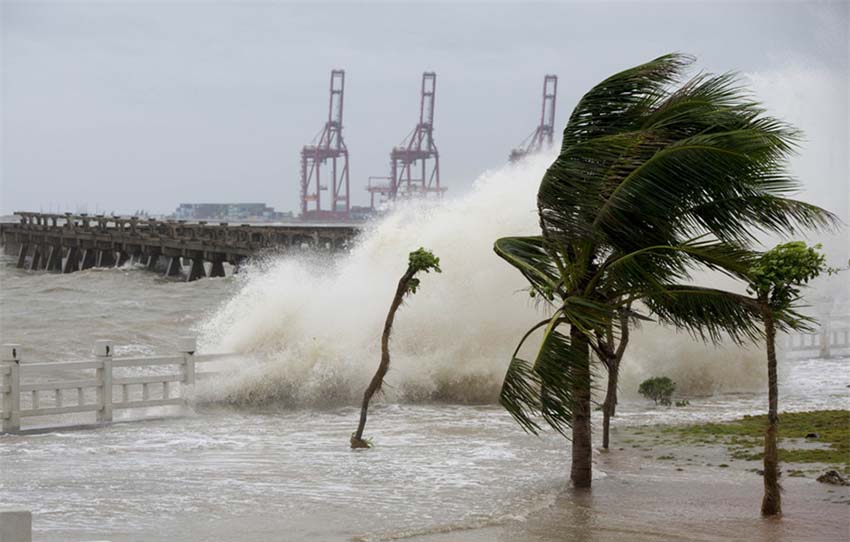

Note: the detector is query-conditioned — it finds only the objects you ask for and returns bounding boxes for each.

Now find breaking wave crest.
[197,154,768,408]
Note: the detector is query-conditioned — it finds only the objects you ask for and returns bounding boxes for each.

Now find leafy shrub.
[639,377,676,406]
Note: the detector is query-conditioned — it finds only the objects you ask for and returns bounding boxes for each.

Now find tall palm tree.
[495,54,835,488]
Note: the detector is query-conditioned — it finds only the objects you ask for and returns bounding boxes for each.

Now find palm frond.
[500,321,579,436]
[494,236,562,298]
[644,285,763,344]
[538,56,835,254]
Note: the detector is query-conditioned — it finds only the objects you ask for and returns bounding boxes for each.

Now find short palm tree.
[746,242,828,516]
[495,53,835,488]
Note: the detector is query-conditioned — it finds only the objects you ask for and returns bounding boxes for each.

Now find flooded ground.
[2,399,848,541]
[1,247,848,541]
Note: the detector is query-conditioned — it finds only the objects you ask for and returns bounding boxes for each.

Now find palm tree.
[745,242,827,515]
[495,54,835,488]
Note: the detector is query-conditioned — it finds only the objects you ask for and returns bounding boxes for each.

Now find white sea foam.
[198,154,779,406]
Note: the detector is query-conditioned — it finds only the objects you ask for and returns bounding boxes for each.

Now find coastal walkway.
[0,212,361,281]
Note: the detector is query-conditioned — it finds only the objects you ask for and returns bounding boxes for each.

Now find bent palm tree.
[495,54,835,488]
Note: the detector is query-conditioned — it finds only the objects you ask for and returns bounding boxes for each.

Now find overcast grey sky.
[1,0,847,220]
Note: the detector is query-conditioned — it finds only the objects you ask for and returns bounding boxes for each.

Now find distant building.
[348,205,377,222]
[173,203,293,222]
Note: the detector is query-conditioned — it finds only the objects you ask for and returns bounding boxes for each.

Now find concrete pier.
[1,212,361,281]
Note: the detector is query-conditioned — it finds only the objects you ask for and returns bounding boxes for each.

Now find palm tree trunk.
[351,269,414,448]
[602,309,628,450]
[602,357,618,450]
[570,325,593,488]
[761,307,782,516]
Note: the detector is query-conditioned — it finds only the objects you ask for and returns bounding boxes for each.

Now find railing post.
[819,319,832,359]
[95,340,113,424]
[1,344,21,433]
[178,337,196,406]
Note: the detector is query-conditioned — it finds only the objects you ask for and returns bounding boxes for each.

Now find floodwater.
[1,252,848,541]
[1,156,849,540]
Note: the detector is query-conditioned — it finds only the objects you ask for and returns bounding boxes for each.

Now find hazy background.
[1,0,847,228]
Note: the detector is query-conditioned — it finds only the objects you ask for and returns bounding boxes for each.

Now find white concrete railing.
[0,337,231,433]
[783,314,850,359]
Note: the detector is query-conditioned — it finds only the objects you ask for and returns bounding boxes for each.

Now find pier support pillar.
[80,249,96,270]
[146,255,159,271]
[232,256,246,275]
[165,256,182,277]
[26,246,41,271]
[186,259,206,282]
[1,344,21,434]
[44,246,62,272]
[37,246,50,270]
[96,250,116,268]
[209,259,226,278]
[62,247,80,274]
[15,244,29,268]
[116,251,129,267]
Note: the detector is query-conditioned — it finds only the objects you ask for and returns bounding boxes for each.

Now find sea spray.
[197,153,771,407]
[197,154,551,405]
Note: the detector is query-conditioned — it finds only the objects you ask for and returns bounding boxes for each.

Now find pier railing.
[0,337,233,433]
[783,314,850,359]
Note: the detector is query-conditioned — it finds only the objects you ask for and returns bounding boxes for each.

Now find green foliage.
[663,410,850,471]
[747,241,827,313]
[500,323,580,436]
[405,248,441,295]
[675,400,690,407]
[638,377,676,406]
[494,53,836,436]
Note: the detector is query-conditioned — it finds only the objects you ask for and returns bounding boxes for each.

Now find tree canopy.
[495,53,837,444]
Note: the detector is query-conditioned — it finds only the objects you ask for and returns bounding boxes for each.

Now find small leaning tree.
[747,241,827,517]
[351,248,441,449]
